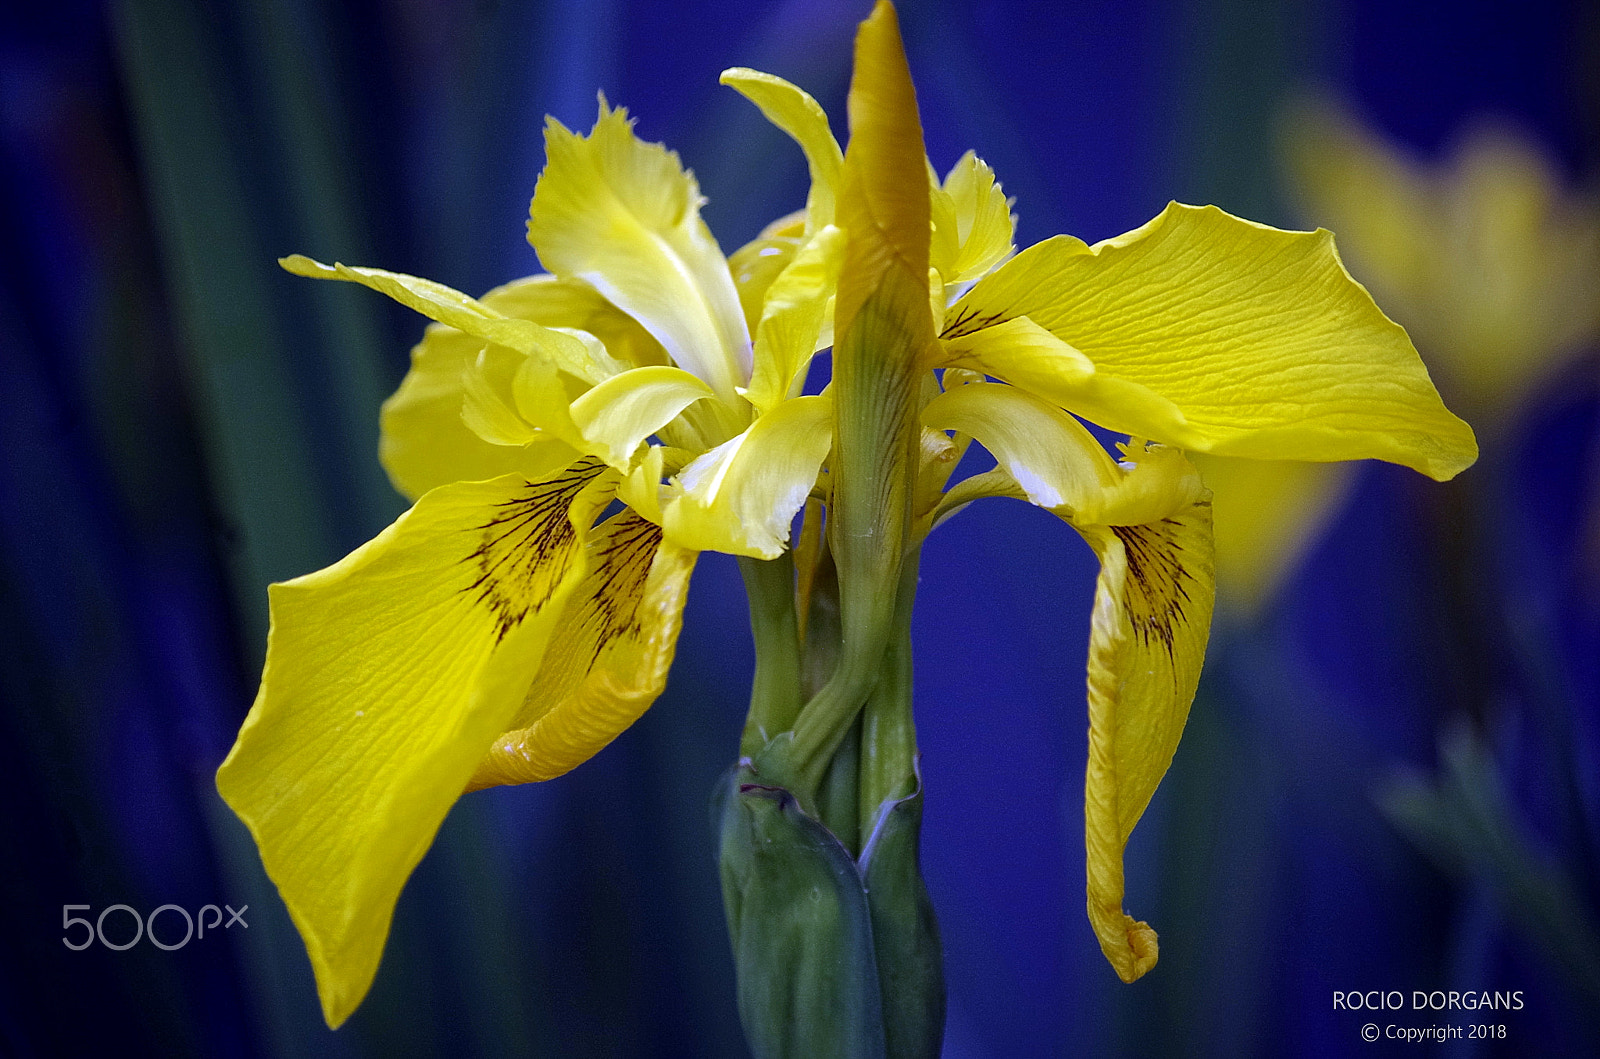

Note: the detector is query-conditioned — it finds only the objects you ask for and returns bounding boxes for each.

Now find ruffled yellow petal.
[1073,486,1215,983]
[721,68,844,231]
[944,202,1478,480]
[568,365,715,470]
[663,394,833,558]
[469,511,698,788]
[744,224,845,414]
[528,100,752,404]
[215,459,616,1027]
[1192,454,1356,612]
[931,151,1015,286]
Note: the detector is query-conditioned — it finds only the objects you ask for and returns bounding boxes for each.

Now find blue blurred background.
[2,0,1596,1055]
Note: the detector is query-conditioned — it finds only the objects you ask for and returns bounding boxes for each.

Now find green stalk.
[739,554,804,757]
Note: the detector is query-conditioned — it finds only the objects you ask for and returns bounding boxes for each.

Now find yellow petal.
[527,101,752,402]
[281,256,601,381]
[663,394,833,558]
[933,151,1015,285]
[483,272,668,372]
[923,381,1116,513]
[922,382,1202,525]
[1073,489,1215,983]
[728,235,802,335]
[1192,454,1356,612]
[944,202,1478,480]
[215,459,616,1027]
[470,511,698,788]
[617,444,666,525]
[378,296,569,500]
[721,68,844,231]
[460,344,542,446]
[744,224,846,414]
[568,365,715,470]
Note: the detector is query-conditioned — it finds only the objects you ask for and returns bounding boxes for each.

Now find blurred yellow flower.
[1202,102,1597,611]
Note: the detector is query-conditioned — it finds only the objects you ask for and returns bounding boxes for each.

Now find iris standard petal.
[215,459,617,1027]
[931,151,1015,286]
[721,68,844,231]
[1073,490,1215,983]
[944,202,1478,480]
[663,394,833,558]
[469,511,698,788]
[744,224,845,414]
[527,102,753,403]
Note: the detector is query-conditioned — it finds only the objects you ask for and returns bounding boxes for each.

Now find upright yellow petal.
[835,0,931,338]
[663,394,833,559]
[744,224,845,414]
[945,203,1478,480]
[470,511,698,788]
[932,151,1015,286]
[721,68,844,231]
[528,101,752,404]
[216,459,616,1027]
[1074,490,1215,983]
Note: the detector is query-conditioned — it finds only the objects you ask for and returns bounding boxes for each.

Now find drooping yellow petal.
[470,511,698,788]
[721,68,844,231]
[528,101,752,403]
[568,365,715,470]
[744,224,845,414]
[932,151,1015,286]
[215,459,616,1027]
[1073,489,1215,983]
[1192,454,1357,612]
[663,394,833,559]
[944,202,1478,480]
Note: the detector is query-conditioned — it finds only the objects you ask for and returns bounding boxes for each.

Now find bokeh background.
[2,0,1596,1055]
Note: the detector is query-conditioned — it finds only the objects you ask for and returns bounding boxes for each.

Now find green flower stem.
[739,554,805,758]
[858,548,921,841]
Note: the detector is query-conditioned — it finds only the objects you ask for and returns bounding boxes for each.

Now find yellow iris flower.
[218,0,1476,1028]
